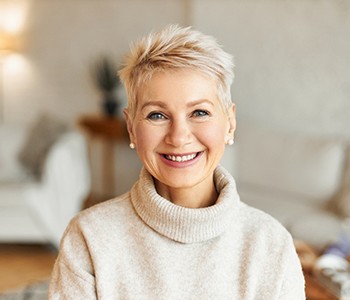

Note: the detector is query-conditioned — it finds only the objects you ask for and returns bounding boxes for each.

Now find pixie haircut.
[118,25,234,118]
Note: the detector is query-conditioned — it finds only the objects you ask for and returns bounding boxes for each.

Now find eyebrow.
[141,99,214,110]
[141,101,167,110]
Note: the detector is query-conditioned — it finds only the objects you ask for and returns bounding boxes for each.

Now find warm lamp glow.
[0,0,29,34]
[0,32,16,55]
[0,0,28,57]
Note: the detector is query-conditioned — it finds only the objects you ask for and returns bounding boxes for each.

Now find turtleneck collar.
[130,165,240,244]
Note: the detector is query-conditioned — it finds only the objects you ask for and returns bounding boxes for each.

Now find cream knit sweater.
[49,166,305,299]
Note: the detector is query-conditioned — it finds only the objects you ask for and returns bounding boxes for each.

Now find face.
[125,69,236,195]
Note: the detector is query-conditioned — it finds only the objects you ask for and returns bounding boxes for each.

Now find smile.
[163,152,199,162]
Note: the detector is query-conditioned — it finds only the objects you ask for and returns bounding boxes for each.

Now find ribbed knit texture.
[131,166,238,243]
[49,166,305,300]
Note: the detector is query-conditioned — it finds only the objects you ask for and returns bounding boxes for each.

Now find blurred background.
[1,0,349,134]
[0,0,349,298]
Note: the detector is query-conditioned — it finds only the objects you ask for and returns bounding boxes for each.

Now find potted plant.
[91,56,121,117]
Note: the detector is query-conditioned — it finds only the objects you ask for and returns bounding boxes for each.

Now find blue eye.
[147,112,166,120]
[192,110,209,117]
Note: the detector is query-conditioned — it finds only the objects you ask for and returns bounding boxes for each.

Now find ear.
[123,108,135,144]
[227,103,237,136]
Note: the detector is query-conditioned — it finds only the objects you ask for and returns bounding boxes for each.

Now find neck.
[154,176,218,208]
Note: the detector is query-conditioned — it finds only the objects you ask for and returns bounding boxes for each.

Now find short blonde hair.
[118,25,234,118]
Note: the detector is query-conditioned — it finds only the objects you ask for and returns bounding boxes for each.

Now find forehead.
[138,69,219,105]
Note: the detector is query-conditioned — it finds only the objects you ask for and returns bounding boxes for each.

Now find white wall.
[193,0,350,139]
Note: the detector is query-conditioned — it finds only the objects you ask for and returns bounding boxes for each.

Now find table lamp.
[0,31,16,122]
[0,31,16,55]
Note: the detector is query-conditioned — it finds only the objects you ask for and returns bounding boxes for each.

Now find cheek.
[134,125,163,153]
[135,126,149,150]
[197,123,226,148]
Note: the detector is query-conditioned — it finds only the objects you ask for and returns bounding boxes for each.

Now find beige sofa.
[230,123,350,251]
[0,122,91,248]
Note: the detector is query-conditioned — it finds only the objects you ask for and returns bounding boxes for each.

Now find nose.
[164,119,193,148]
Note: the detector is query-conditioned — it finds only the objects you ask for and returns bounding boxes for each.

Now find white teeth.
[166,153,197,162]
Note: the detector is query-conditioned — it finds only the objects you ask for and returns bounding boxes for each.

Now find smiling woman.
[125,69,233,208]
[49,25,306,299]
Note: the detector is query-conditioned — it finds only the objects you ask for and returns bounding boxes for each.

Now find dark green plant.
[91,56,120,94]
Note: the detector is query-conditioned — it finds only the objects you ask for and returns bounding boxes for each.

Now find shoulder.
[236,203,305,298]
[80,192,133,220]
[236,202,303,277]
[63,192,136,240]
[238,201,293,245]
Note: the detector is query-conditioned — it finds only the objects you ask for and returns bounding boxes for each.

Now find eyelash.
[146,109,210,121]
[192,110,210,117]
[147,112,167,120]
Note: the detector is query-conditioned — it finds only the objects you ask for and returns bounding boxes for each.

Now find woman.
[49,25,305,299]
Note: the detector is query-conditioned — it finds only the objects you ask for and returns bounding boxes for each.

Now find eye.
[147,112,167,120]
[192,110,210,117]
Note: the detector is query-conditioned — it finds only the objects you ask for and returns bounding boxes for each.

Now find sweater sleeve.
[49,217,97,300]
[278,236,306,300]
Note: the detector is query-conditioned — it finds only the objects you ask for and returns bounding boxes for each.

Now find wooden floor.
[0,243,57,293]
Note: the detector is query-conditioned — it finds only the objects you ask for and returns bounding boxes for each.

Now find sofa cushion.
[0,207,47,241]
[235,123,345,206]
[239,183,343,251]
[0,181,38,208]
[238,182,316,226]
[0,181,46,242]
[288,212,342,251]
[327,146,350,217]
[17,114,68,179]
[0,126,30,182]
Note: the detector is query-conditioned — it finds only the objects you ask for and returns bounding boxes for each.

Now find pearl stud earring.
[129,143,135,149]
[226,128,235,145]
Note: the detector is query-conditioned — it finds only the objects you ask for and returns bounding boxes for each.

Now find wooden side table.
[78,114,129,207]
[295,239,339,300]
[304,273,339,300]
